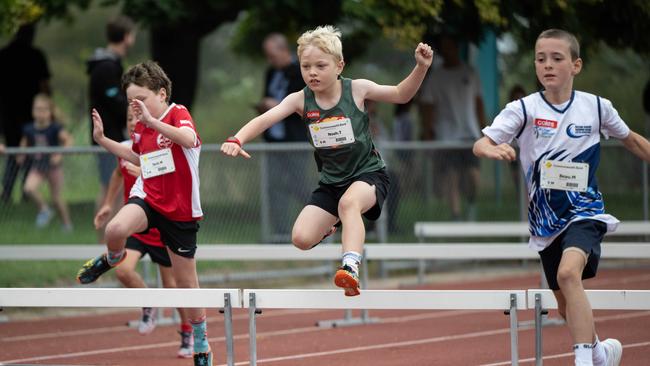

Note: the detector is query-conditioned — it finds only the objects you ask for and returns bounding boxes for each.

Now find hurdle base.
[519,315,565,328]
[127,316,179,328]
[316,316,381,328]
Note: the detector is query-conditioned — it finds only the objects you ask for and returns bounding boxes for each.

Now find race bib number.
[540,160,588,192]
[140,148,175,179]
[309,118,355,148]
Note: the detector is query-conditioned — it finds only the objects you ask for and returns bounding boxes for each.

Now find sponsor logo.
[566,123,591,138]
[157,134,173,149]
[534,118,558,128]
[307,110,320,119]
[177,247,191,253]
[179,119,193,126]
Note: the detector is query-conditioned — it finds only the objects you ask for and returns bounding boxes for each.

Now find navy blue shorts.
[539,219,607,290]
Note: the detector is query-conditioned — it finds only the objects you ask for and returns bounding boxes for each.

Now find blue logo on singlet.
[566,124,591,138]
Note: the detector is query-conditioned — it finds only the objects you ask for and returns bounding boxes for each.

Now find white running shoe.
[178,330,194,358]
[602,338,623,366]
[138,307,157,335]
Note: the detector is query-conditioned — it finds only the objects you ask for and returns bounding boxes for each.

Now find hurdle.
[243,289,526,366]
[0,288,241,366]
[527,289,650,366]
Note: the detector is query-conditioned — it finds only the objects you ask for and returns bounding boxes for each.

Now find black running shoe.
[76,253,123,284]
[193,351,212,366]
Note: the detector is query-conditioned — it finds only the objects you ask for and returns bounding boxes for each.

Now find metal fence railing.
[1,141,648,244]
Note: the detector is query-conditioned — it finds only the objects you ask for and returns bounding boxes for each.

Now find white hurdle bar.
[0,288,241,366]
[527,289,650,366]
[414,220,650,239]
[2,243,649,261]
[243,289,527,366]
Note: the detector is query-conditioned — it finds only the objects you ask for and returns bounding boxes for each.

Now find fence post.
[249,292,258,366]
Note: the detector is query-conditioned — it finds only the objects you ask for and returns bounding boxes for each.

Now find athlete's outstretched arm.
[92,108,139,165]
[473,136,517,161]
[358,43,433,104]
[221,91,303,158]
[622,130,650,162]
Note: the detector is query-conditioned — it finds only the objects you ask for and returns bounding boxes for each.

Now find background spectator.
[417,34,486,221]
[257,33,309,242]
[0,23,51,204]
[87,15,135,231]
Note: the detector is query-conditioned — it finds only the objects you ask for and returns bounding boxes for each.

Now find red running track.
[1,268,649,365]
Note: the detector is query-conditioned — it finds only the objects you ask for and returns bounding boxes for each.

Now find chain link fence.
[0,141,647,245]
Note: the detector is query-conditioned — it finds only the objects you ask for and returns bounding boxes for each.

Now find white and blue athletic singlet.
[483,90,630,251]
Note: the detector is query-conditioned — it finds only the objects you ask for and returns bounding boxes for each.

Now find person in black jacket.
[87,15,135,229]
[0,23,51,203]
[256,33,309,242]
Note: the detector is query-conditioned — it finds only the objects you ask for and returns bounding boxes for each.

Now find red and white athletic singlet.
[130,103,203,221]
[118,140,164,247]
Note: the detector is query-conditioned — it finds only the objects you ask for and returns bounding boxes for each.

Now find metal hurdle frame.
[0,288,241,366]
[243,289,526,366]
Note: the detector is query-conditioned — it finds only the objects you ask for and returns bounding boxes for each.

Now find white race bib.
[540,160,588,192]
[309,118,355,148]
[140,148,175,179]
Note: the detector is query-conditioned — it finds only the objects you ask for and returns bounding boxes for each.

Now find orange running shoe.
[334,265,360,296]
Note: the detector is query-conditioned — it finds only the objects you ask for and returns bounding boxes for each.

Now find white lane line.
[1,308,321,342]
[0,309,477,363]
[478,340,650,366]
[213,311,650,366]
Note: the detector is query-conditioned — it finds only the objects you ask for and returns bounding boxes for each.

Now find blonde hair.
[537,29,580,61]
[297,25,343,62]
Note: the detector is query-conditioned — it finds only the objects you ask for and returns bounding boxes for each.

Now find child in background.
[474,29,650,366]
[222,25,433,296]
[77,61,211,366]
[17,93,73,231]
[94,106,193,358]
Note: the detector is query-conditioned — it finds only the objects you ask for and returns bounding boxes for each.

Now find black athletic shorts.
[307,168,390,221]
[127,197,199,259]
[539,219,607,290]
[125,236,172,267]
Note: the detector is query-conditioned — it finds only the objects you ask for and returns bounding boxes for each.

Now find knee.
[337,196,359,216]
[556,266,581,287]
[104,220,129,242]
[292,230,316,251]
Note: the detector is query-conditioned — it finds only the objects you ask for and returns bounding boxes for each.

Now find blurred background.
[0,0,648,288]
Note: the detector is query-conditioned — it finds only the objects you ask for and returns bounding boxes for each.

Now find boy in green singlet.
[222,25,433,296]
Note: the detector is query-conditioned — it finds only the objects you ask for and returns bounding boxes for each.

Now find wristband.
[225,136,242,147]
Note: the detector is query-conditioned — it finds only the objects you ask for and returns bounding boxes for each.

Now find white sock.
[574,343,593,366]
[592,338,607,366]
[342,251,362,274]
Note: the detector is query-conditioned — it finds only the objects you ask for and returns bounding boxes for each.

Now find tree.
[3,0,649,108]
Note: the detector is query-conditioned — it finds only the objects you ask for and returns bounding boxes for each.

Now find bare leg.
[23,170,46,211]
[292,205,339,250]
[159,264,189,326]
[166,250,203,323]
[104,204,148,253]
[337,181,377,254]
[443,170,462,219]
[115,249,146,288]
[48,167,72,226]
[556,249,594,344]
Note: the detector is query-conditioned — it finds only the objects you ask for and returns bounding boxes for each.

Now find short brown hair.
[106,15,135,43]
[122,61,172,102]
[537,29,580,60]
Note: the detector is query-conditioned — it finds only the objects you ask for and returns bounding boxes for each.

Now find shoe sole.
[334,270,360,297]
